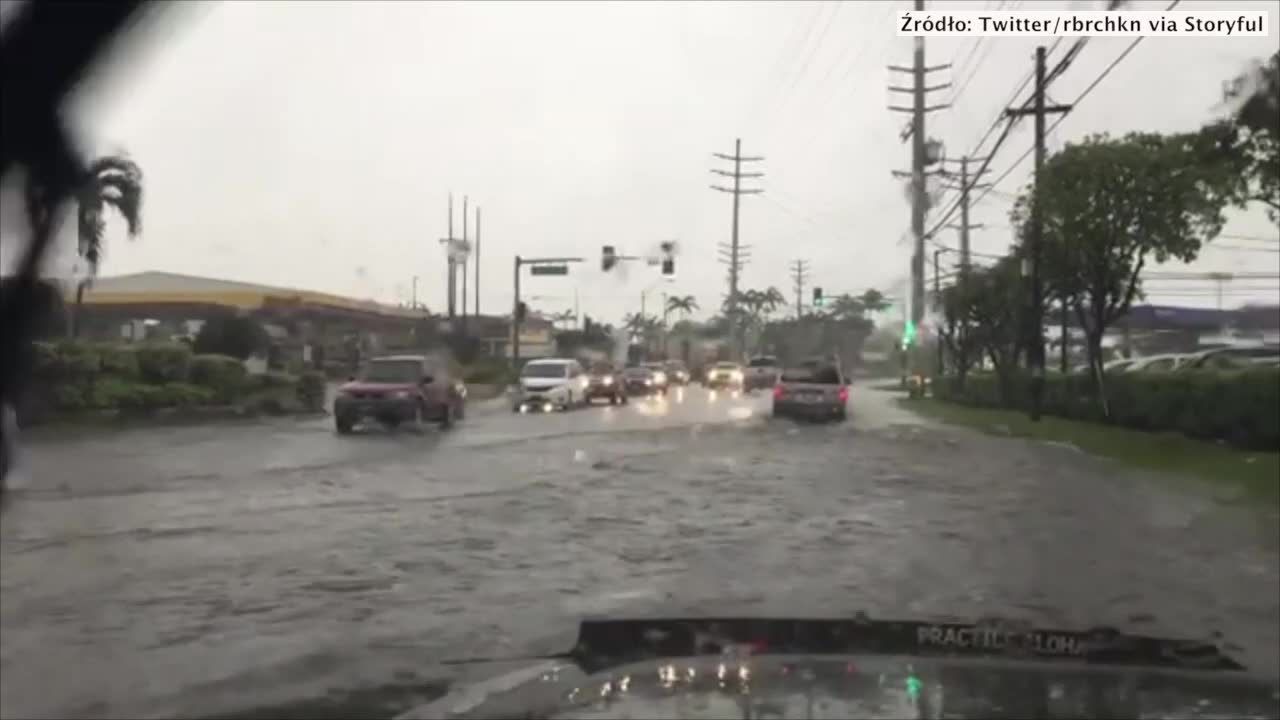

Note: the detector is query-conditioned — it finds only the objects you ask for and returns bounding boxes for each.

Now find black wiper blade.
[565,616,1248,674]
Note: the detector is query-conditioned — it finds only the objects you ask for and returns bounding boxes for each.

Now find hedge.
[933,368,1280,451]
[188,353,248,402]
[463,358,514,386]
[136,343,192,383]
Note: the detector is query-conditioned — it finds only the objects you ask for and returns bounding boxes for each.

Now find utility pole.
[711,138,764,358]
[474,206,481,318]
[442,194,456,318]
[461,196,469,333]
[889,0,949,384]
[512,255,521,365]
[1006,45,1072,421]
[933,248,943,375]
[411,275,418,310]
[940,155,992,274]
[790,259,809,320]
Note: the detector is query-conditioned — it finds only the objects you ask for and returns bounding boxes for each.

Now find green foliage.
[188,354,249,401]
[135,343,192,384]
[1211,51,1280,223]
[56,340,101,377]
[297,371,327,412]
[250,371,299,390]
[934,368,1279,452]
[193,314,269,360]
[96,343,139,379]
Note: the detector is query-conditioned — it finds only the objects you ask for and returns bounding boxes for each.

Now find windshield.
[359,359,422,383]
[3,5,1278,720]
[521,363,567,379]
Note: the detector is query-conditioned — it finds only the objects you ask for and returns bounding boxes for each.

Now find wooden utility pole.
[474,206,481,318]
[711,138,764,357]
[791,259,810,320]
[1006,46,1072,421]
[888,0,949,383]
[461,195,469,333]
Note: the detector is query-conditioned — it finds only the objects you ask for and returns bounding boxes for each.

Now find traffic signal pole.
[511,255,584,368]
[512,255,522,366]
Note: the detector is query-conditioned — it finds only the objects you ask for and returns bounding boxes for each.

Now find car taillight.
[838,386,849,403]
[773,385,784,400]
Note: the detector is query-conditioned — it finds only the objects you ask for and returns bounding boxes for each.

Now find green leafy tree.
[193,314,269,361]
[665,294,699,320]
[1016,132,1237,415]
[1215,51,1280,223]
[965,258,1023,402]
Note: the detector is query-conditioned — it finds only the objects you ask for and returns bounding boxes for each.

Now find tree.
[1214,51,1280,223]
[549,309,576,329]
[1017,132,1237,415]
[966,258,1024,402]
[193,314,269,361]
[665,294,699,320]
[27,155,145,338]
[859,288,890,314]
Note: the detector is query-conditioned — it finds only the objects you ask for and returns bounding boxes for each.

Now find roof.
[77,271,425,319]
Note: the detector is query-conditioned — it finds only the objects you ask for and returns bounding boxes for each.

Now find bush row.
[28,341,328,414]
[932,368,1280,451]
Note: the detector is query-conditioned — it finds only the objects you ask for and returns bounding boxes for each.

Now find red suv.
[334,355,466,433]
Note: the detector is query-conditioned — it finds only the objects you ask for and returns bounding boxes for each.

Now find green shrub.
[188,353,248,401]
[297,371,326,412]
[51,383,89,411]
[155,382,217,407]
[96,344,140,379]
[136,343,192,384]
[250,371,298,390]
[31,341,61,380]
[935,366,1280,452]
[56,340,101,377]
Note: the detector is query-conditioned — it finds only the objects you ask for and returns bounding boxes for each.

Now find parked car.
[1176,346,1280,372]
[514,358,588,412]
[772,360,848,422]
[743,355,781,392]
[705,361,744,391]
[622,365,662,396]
[333,354,466,433]
[1124,353,1189,373]
[585,362,628,405]
[663,359,690,385]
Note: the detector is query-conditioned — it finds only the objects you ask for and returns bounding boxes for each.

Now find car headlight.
[645,378,653,386]
[392,390,411,399]
[602,376,613,385]
[731,371,743,381]
[654,372,667,384]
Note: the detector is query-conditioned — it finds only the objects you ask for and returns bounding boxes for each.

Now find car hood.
[520,377,567,388]
[397,617,1277,720]
[340,381,417,393]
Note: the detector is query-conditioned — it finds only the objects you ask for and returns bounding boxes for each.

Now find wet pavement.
[1,385,1277,719]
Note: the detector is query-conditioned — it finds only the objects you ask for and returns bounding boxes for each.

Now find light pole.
[411,275,418,310]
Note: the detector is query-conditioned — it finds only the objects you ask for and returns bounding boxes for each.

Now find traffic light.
[515,301,528,323]
[661,257,675,276]
[902,319,916,348]
[812,287,824,307]
[602,245,617,272]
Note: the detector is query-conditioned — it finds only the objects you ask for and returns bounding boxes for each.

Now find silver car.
[772,361,848,422]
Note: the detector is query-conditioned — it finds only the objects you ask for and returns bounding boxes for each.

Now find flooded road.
[2,386,1277,718]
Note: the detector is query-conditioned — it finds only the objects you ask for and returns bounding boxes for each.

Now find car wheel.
[335,416,354,434]
[455,399,466,420]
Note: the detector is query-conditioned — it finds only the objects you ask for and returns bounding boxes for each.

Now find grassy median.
[896,396,1280,506]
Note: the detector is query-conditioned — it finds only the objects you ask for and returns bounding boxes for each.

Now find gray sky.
[2,0,1277,322]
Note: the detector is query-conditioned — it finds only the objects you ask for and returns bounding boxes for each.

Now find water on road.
[1,386,1276,718]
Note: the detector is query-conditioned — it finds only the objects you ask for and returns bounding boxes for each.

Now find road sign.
[530,265,569,276]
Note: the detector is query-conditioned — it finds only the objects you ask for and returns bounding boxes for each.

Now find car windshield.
[521,363,567,378]
[359,359,422,383]
[781,365,841,384]
[3,5,1278,720]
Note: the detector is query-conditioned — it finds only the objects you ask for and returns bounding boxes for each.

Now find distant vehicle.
[584,362,627,405]
[621,365,663,396]
[772,360,848,422]
[1070,358,1137,376]
[514,358,589,412]
[640,362,671,393]
[663,359,690,385]
[743,355,781,392]
[1125,353,1188,373]
[333,354,466,433]
[1176,346,1280,371]
[704,361,744,390]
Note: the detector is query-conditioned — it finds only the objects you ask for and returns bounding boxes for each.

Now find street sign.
[530,265,569,276]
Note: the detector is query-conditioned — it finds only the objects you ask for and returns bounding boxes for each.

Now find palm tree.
[31,155,144,337]
[622,312,652,337]
[829,294,866,322]
[550,309,576,329]
[665,294,699,320]
[859,288,890,314]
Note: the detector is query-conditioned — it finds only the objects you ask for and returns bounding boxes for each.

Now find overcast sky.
[2,0,1277,322]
